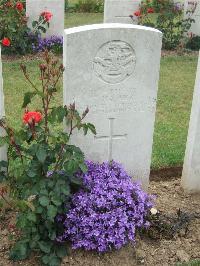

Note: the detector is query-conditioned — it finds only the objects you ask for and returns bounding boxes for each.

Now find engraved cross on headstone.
[94,118,127,161]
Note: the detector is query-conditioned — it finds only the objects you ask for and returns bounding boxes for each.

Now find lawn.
[2,55,198,169]
[152,55,197,168]
[65,12,103,28]
[65,0,103,28]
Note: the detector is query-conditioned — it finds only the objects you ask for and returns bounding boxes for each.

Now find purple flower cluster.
[173,2,184,12]
[57,161,153,252]
[32,35,63,53]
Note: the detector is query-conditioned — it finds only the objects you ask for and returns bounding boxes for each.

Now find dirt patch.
[150,166,183,181]
[0,177,200,266]
[1,53,62,62]
[1,50,198,62]
[161,49,199,57]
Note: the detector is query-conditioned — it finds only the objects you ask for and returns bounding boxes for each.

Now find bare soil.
[1,49,198,62]
[0,177,200,266]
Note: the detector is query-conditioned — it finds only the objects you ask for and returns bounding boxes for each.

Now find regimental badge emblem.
[93,40,136,84]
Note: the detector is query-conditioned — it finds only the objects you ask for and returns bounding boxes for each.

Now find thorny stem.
[52,143,65,174]
[0,121,23,163]
[53,109,87,173]
[1,194,13,208]
[21,66,40,94]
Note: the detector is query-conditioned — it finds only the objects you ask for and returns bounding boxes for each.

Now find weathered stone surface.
[182,52,200,193]
[184,0,200,36]
[0,46,7,162]
[104,0,141,24]
[26,0,64,37]
[63,24,162,188]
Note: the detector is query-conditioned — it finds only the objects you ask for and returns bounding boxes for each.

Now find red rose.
[16,2,24,11]
[23,111,42,124]
[147,7,154,13]
[134,10,142,17]
[40,11,53,22]
[1,37,11,47]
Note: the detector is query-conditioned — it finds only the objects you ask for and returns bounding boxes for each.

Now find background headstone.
[63,24,162,188]
[181,51,200,193]
[184,0,200,36]
[0,46,7,162]
[26,0,64,37]
[104,0,141,24]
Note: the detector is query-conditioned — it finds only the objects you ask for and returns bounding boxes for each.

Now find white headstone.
[184,0,200,36]
[0,47,7,162]
[26,0,64,37]
[63,24,162,188]
[104,0,141,24]
[182,52,200,193]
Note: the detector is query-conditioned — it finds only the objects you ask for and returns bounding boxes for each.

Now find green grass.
[65,12,103,28]
[152,55,197,168]
[177,260,200,266]
[65,0,103,28]
[2,60,62,129]
[2,55,198,169]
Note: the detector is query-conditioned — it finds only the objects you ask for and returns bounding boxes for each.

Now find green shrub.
[75,0,104,13]
[0,0,54,55]
[0,51,96,266]
[186,35,200,51]
[135,0,196,50]
[0,0,31,54]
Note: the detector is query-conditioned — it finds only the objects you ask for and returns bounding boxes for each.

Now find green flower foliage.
[0,0,52,54]
[137,0,196,50]
[0,0,30,54]
[0,50,96,266]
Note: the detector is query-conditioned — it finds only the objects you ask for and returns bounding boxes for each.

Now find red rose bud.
[8,224,16,231]
[82,107,89,118]
[5,1,12,7]
[59,64,65,72]
[85,107,89,114]
[0,187,7,196]
[16,2,23,11]
[52,59,58,66]
[147,7,154,13]
[10,136,15,145]
[39,64,47,71]
[134,10,142,17]
[70,102,76,111]
[20,64,27,73]
[1,37,11,47]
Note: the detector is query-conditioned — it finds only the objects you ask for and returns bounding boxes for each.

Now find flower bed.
[132,0,196,50]
[32,36,63,54]
[57,161,153,252]
[0,0,55,55]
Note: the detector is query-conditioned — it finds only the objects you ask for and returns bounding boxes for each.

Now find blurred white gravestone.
[63,24,162,188]
[26,0,64,37]
[184,0,200,36]
[0,47,7,162]
[104,0,141,24]
[182,52,200,193]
